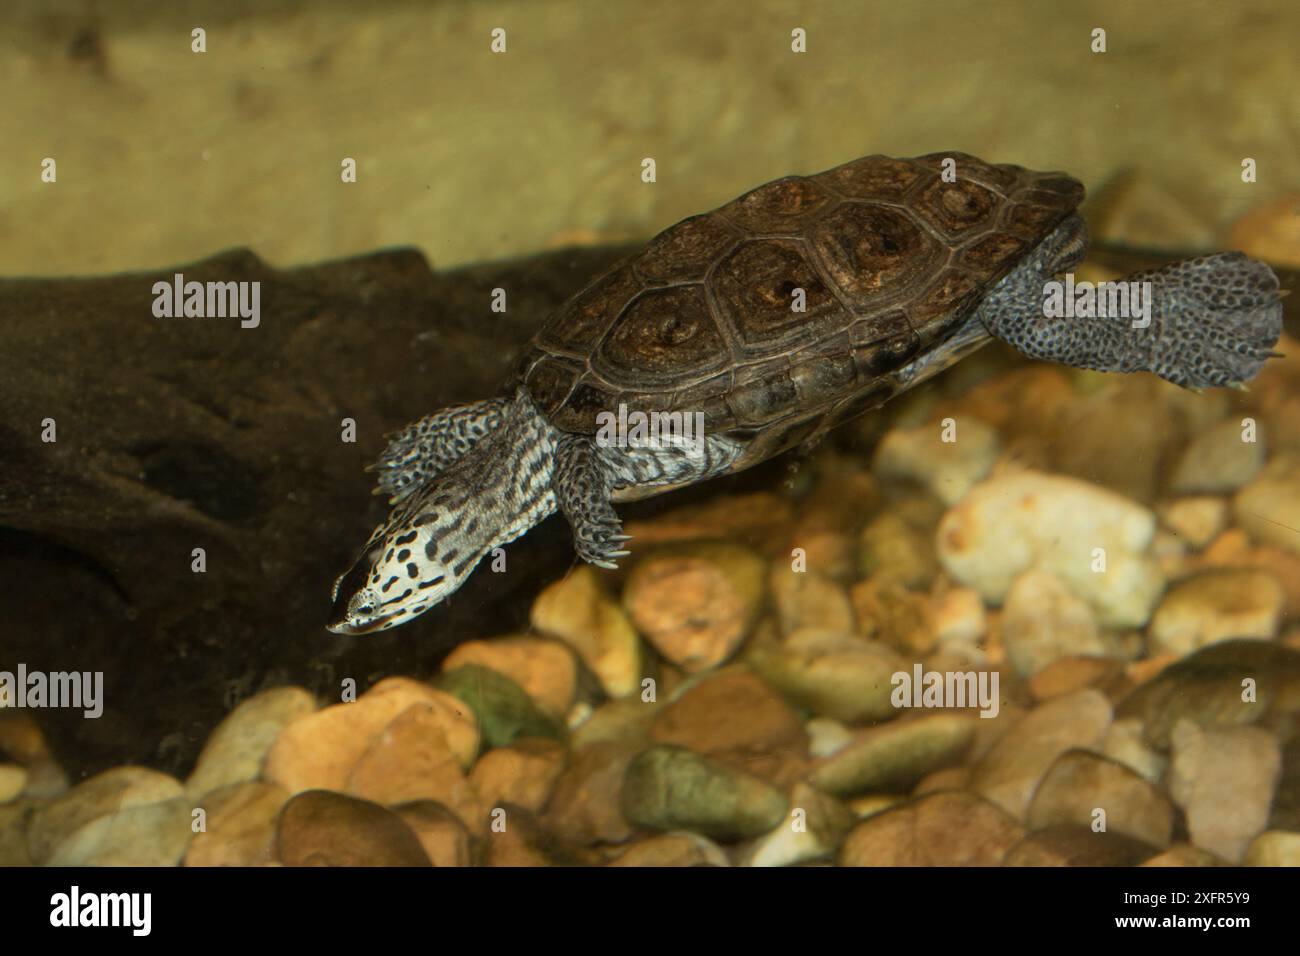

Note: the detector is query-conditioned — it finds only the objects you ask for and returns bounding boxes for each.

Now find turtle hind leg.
[1138,253,1284,389]
[553,435,631,570]
[370,397,508,504]
[978,218,1284,390]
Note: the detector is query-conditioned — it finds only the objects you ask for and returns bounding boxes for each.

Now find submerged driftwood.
[0,245,640,776]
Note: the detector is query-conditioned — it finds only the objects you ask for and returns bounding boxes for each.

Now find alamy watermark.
[0,664,103,718]
[892,663,1000,718]
[1043,274,1153,329]
[593,403,706,457]
[152,272,260,328]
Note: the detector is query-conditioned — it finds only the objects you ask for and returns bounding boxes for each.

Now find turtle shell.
[513,152,1083,463]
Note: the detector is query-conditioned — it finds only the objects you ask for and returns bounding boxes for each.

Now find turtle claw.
[589,558,620,571]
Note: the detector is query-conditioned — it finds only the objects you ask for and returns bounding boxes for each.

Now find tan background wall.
[2,0,1296,277]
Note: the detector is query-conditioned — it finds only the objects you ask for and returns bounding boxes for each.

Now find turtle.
[327,151,1284,634]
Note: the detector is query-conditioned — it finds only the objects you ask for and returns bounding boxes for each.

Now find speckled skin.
[976,214,1283,389]
[328,152,1284,634]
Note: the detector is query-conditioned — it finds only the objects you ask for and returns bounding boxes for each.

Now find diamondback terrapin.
[328,152,1283,634]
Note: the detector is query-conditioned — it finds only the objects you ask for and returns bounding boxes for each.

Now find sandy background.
[1,0,1297,277]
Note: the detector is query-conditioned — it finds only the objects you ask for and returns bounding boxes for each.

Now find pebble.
[1026,750,1175,848]
[786,528,857,582]
[1141,844,1223,866]
[805,718,854,758]
[184,781,287,867]
[1028,656,1125,702]
[1117,640,1300,748]
[436,665,566,749]
[808,714,975,797]
[847,794,903,819]
[1000,570,1114,677]
[748,629,907,724]
[1170,417,1266,493]
[27,765,183,863]
[570,699,657,751]
[970,689,1113,819]
[839,791,1024,866]
[1242,547,1300,618]
[344,702,485,826]
[1003,825,1158,866]
[543,741,638,846]
[620,745,789,840]
[185,686,317,799]
[264,678,478,795]
[0,711,52,766]
[857,512,938,589]
[47,795,194,866]
[530,565,643,698]
[0,764,27,803]
[1167,720,1280,862]
[872,417,1000,505]
[850,580,936,655]
[393,800,476,867]
[1101,718,1167,784]
[468,737,567,814]
[275,790,431,866]
[930,586,986,648]
[622,542,766,673]
[1151,528,1190,580]
[483,804,554,866]
[1242,830,1300,866]
[1046,382,1180,503]
[442,636,578,716]
[770,566,855,636]
[914,766,970,794]
[937,469,1164,628]
[1235,456,1300,555]
[1148,568,1284,657]
[745,783,857,867]
[623,491,793,550]
[1159,496,1229,549]
[651,668,806,758]
[609,831,730,867]
[18,759,68,800]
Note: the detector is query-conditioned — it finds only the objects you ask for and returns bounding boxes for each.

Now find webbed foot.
[370,398,507,503]
[1142,253,1284,389]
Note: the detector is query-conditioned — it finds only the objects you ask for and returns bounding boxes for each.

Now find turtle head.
[327,392,558,635]
[326,492,480,635]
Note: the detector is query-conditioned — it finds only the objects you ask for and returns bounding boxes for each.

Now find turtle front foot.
[368,398,509,504]
[577,527,633,571]
[554,435,633,570]
[1143,253,1284,390]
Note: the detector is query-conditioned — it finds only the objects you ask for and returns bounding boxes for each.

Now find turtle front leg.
[979,217,1284,390]
[370,397,508,503]
[553,435,632,570]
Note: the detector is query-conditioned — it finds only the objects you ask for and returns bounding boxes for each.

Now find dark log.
[0,245,634,778]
